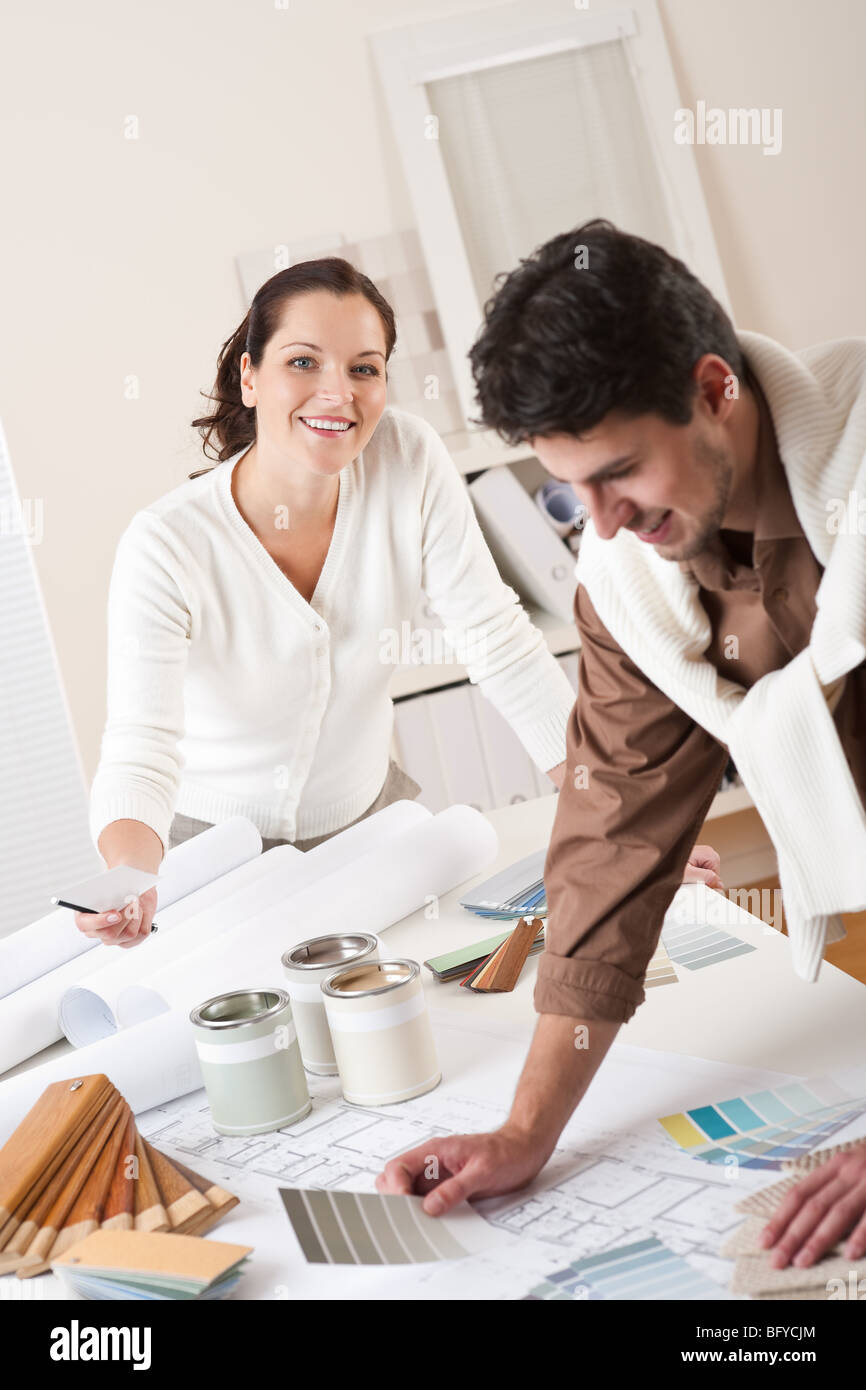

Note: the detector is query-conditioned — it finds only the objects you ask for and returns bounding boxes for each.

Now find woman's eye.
[289,356,315,369]
[353,364,380,376]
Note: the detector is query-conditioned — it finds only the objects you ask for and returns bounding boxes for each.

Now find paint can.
[321,958,440,1106]
[281,932,380,1075]
[189,987,311,1135]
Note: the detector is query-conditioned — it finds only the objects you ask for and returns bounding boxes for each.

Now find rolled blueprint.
[58,800,433,1048]
[0,815,263,999]
[0,1009,202,1147]
[119,804,499,1028]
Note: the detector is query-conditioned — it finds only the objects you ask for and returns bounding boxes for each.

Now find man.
[377,220,866,1271]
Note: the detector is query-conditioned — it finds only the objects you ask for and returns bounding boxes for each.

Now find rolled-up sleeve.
[418,427,574,773]
[534,584,729,1022]
[89,512,194,856]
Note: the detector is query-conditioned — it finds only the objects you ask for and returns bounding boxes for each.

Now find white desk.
[4,797,866,1301]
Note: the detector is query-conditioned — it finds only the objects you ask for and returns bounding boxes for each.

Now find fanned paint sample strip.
[660,918,755,970]
[279,1187,504,1264]
[659,1076,866,1170]
[524,1235,725,1301]
[644,939,678,988]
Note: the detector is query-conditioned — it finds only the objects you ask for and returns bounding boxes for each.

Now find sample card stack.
[459,849,547,920]
[52,1229,252,1301]
[425,923,545,982]
[459,916,545,992]
[0,1074,238,1278]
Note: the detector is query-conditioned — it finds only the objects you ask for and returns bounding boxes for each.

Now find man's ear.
[693,353,739,422]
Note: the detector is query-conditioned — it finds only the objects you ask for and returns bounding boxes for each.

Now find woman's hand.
[376,1124,549,1216]
[73,885,158,949]
[759,1144,866,1267]
[682,843,725,892]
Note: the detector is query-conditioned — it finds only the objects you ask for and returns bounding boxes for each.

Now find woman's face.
[240,289,388,474]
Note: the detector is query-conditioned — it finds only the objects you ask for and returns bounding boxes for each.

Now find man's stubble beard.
[655,440,734,563]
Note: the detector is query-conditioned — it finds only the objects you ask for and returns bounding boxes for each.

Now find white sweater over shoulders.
[89,406,575,853]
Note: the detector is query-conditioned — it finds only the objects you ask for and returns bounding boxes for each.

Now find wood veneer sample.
[3,1095,127,1276]
[41,1098,131,1261]
[101,1113,137,1232]
[132,1131,169,1233]
[143,1140,211,1232]
[467,917,543,992]
[0,1075,116,1243]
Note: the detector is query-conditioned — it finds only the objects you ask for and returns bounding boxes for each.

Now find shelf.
[441,425,537,477]
[389,603,580,701]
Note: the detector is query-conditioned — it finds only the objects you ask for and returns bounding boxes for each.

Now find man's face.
[531,408,736,563]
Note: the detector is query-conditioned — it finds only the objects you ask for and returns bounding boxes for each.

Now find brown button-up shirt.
[536,379,866,1023]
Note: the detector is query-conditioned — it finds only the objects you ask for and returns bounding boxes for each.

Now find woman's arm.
[416,424,574,775]
[85,512,193,945]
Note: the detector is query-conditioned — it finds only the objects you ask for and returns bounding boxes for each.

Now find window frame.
[370,0,731,426]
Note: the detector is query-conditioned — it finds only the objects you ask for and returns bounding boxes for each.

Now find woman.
[77,258,578,948]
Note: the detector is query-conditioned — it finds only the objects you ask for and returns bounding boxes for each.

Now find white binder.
[468,686,549,807]
[469,465,577,623]
[428,684,493,813]
[392,695,449,813]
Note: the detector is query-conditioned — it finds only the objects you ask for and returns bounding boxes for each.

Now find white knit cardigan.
[576,330,866,981]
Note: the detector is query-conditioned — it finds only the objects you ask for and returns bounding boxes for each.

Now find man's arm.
[536,584,730,1023]
[378,584,729,1210]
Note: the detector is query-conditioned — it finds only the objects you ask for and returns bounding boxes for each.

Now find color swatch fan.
[459,850,547,919]
[659,1076,866,1170]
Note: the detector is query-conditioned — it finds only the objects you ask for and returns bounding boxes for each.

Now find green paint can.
[189,987,311,1136]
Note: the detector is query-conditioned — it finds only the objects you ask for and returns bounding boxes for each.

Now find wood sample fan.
[0,1073,238,1277]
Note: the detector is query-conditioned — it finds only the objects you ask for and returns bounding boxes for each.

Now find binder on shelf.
[468,686,541,808]
[392,696,449,813]
[469,465,577,623]
[428,685,493,813]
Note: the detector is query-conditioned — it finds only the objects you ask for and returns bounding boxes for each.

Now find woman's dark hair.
[468,219,745,445]
[190,257,397,472]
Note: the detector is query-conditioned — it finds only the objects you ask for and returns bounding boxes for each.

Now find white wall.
[0,0,863,778]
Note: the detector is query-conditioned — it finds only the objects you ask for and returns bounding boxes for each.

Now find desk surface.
[5,797,866,1301]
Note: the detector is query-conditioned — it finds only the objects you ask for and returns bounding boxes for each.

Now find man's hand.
[683,843,725,891]
[546,760,567,790]
[759,1144,866,1267]
[375,1014,621,1216]
[375,1125,549,1215]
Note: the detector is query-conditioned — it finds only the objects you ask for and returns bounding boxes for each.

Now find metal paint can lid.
[190,987,291,1030]
[281,933,379,971]
[322,958,419,1000]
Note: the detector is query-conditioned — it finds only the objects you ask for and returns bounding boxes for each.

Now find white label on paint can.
[285,979,329,1004]
[326,992,426,1034]
[194,1023,297,1065]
